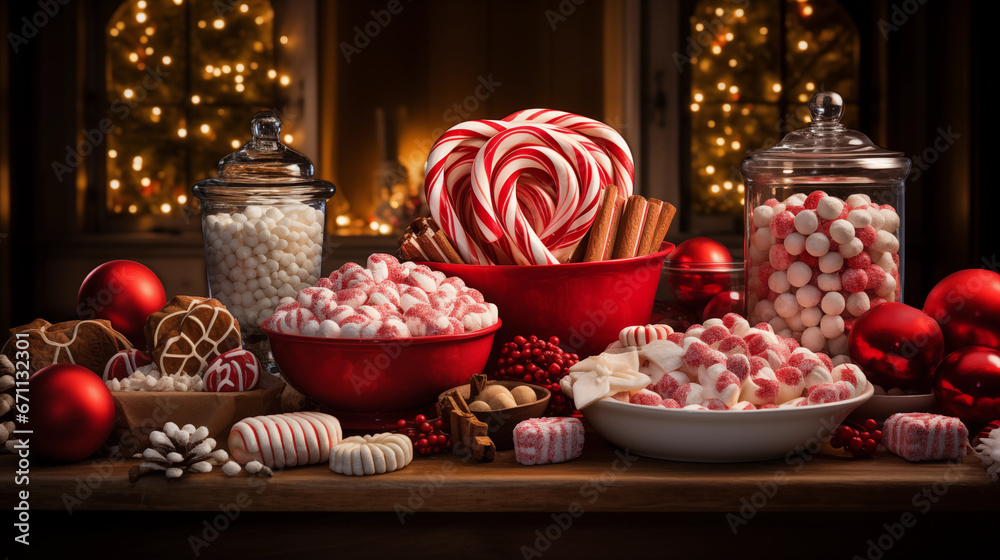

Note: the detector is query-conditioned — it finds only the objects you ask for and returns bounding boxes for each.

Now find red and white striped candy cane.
[425,119,509,264]
[472,124,604,265]
[503,109,634,198]
[424,110,635,265]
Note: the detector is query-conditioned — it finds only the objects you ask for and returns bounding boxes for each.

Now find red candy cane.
[424,109,634,265]
[503,108,634,199]
[473,124,604,264]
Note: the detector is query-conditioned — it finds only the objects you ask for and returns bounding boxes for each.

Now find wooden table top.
[5,431,999,514]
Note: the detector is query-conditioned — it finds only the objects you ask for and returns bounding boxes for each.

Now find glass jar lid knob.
[218,110,315,181]
[809,91,844,126]
[251,111,281,146]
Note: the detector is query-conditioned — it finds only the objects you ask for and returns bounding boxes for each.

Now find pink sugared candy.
[513,417,585,466]
[882,413,969,462]
[629,389,663,407]
[262,253,498,339]
[204,348,261,392]
[103,349,152,382]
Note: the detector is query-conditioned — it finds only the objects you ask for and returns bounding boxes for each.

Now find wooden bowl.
[440,380,550,450]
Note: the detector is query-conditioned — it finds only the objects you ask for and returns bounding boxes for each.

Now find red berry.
[493,334,580,416]
[415,414,426,424]
[397,419,407,428]
[863,418,878,432]
[849,437,864,453]
[420,422,432,433]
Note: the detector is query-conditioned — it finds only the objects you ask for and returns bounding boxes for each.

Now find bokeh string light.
[105,0,287,219]
[689,0,858,217]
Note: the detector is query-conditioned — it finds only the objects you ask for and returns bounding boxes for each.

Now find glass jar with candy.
[192,111,336,367]
[739,91,910,356]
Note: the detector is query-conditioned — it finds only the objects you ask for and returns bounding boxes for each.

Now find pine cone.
[0,355,16,450]
[129,422,230,481]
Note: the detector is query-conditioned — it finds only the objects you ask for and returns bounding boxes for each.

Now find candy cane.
[425,120,508,264]
[503,109,634,198]
[424,110,634,265]
[473,124,604,264]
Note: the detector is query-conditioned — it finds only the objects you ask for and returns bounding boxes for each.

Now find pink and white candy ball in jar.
[741,91,910,354]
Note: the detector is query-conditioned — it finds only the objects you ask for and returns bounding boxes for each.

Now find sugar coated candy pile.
[263,254,498,338]
[747,191,901,354]
[563,313,867,411]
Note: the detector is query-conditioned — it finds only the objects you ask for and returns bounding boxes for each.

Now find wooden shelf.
[5,432,998,514]
[5,429,998,558]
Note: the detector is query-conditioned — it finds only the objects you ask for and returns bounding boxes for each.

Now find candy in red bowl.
[422,243,673,358]
[264,321,501,416]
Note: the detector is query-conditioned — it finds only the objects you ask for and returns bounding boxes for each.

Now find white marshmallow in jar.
[193,111,336,343]
[739,91,910,355]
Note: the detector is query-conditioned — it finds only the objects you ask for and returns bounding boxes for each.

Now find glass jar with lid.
[192,111,336,366]
[740,91,910,356]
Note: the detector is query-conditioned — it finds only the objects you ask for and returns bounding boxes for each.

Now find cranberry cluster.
[830,418,882,458]
[396,414,451,456]
[493,335,579,416]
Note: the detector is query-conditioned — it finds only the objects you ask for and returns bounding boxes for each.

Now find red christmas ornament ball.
[664,237,734,310]
[649,300,698,332]
[933,346,1000,430]
[703,291,745,321]
[30,364,116,462]
[77,260,166,347]
[848,302,944,391]
[922,268,1000,354]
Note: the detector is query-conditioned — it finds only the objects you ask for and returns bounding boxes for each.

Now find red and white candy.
[513,417,585,466]
[262,254,498,339]
[584,312,864,411]
[882,413,969,462]
[204,348,261,392]
[424,109,633,265]
[229,411,343,468]
[619,324,673,347]
[103,349,152,382]
[748,191,900,353]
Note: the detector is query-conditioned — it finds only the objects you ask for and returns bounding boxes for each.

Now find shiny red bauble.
[664,237,734,311]
[848,302,945,391]
[77,260,166,347]
[703,291,745,321]
[933,346,1000,430]
[649,300,698,332]
[922,269,1000,355]
[30,364,116,462]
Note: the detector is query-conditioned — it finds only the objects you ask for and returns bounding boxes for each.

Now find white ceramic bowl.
[849,393,937,422]
[582,385,874,463]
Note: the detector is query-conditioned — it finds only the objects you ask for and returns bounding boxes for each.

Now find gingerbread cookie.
[2,318,131,375]
[204,348,260,392]
[145,296,241,377]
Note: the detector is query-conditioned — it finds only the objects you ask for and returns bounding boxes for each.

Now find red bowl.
[263,321,501,414]
[421,242,674,358]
